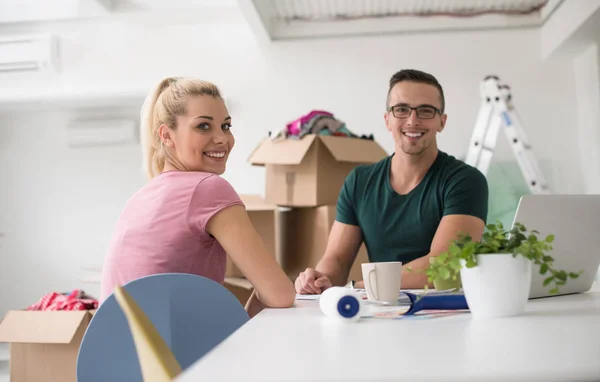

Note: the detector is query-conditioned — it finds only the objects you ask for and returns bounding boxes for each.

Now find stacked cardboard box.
[224,134,388,304]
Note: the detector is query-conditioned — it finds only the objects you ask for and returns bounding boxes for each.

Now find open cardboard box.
[0,309,95,382]
[248,134,388,207]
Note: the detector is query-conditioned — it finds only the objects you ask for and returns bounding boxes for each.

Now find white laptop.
[509,194,600,299]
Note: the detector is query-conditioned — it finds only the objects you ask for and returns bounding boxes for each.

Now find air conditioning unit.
[67,119,139,148]
[0,34,60,73]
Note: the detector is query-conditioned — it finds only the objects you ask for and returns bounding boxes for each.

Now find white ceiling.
[243,0,562,41]
[0,0,562,40]
[268,0,549,22]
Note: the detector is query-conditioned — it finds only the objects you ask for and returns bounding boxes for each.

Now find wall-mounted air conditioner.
[67,119,139,148]
[0,34,60,73]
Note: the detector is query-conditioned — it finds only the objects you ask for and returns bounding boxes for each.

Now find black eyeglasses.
[387,104,442,119]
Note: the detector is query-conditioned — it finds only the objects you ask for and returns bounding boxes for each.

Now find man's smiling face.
[385,81,446,156]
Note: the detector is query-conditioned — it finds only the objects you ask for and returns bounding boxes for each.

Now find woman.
[100,77,295,314]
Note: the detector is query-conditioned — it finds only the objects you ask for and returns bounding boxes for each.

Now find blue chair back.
[76,273,249,382]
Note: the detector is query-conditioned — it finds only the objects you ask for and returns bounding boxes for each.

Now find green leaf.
[569,272,581,279]
[449,257,461,271]
[543,276,554,286]
[539,263,548,275]
[549,288,559,295]
[556,271,567,281]
[465,258,477,268]
[438,267,450,280]
[545,234,555,243]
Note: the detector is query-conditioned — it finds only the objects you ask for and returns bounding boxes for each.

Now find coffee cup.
[361,262,403,304]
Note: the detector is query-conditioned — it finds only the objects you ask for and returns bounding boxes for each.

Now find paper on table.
[295,294,321,301]
[362,307,468,320]
[295,290,407,303]
[295,288,460,302]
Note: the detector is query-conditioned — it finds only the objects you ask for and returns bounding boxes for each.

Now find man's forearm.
[402,254,434,289]
[315,256,349,286]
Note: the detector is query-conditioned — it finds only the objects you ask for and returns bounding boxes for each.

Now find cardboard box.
[248,134,388,207]
[280,205,369,283]
[225,195,280,277]
[0,310,95,382]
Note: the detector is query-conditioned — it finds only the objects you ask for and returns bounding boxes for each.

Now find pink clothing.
[100,171,243,302]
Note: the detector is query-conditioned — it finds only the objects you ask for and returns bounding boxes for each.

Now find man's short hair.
[387,69,445,113]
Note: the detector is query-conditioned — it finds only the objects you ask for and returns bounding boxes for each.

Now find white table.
[177,284,600,382]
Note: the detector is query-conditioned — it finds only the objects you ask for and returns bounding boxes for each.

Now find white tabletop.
[177,284,600,382]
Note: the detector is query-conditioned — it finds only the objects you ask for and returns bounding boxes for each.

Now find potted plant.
[419,221,582,318]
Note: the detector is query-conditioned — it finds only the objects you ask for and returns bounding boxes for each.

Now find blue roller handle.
[402,292,469,315]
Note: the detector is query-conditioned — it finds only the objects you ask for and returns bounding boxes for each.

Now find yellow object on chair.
[113,285,183,382]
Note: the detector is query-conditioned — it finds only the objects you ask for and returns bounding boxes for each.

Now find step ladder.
[465,76,550,194]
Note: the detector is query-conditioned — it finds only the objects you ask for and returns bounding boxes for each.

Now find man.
[295,69,488,294]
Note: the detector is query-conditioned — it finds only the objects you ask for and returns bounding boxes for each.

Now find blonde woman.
[100,77,295,315]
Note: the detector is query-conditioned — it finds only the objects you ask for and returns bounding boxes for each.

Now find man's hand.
[295,268,333,294]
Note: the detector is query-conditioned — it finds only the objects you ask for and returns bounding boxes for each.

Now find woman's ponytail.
[139,77,175,179]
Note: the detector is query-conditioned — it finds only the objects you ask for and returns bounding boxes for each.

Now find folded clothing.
[27,289,98,311]
[269,110,376,142]
[286,110,333,136]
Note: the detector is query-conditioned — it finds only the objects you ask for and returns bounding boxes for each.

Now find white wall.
[0,13,583,316]
[574,42,600,194]
[541,0,600,60]
[0,111,145,312]
[542,0,600,196]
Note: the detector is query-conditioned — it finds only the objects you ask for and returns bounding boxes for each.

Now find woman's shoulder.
[157,170,216,183]
[152,170,233,191]
[187,173,240,204]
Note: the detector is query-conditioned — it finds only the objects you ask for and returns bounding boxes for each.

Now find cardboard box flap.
[319,135,388,164]
[248,135,317,165]
[239,194,278,212]
[0,310,90,344]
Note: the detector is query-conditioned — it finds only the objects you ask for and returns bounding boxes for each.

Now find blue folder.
[401,292,469,315]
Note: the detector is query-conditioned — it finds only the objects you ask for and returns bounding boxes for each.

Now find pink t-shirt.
[99,171,243,302]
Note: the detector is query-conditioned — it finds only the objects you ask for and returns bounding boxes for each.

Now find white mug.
[361,262,403,304]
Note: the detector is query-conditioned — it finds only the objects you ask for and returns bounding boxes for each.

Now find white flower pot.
[460,254,532,319]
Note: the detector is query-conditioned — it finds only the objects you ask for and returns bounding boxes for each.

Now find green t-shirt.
[336,150,489,265]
